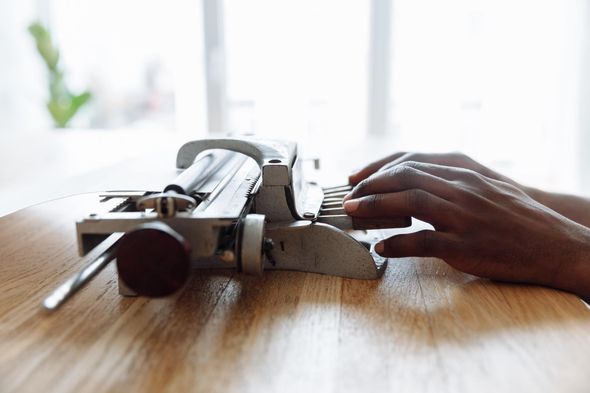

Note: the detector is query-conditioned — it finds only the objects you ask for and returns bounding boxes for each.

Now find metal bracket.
[265,221,387,279]
[175,137,323,222]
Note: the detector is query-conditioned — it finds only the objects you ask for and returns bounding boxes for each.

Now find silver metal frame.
[45,137,389,309]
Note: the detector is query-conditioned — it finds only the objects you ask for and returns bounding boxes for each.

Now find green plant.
[28,21,91,128]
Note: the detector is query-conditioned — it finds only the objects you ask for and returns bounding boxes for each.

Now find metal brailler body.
[43,137,389,310]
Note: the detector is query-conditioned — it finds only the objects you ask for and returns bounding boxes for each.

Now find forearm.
[553,246,590,303]
[527,188,590,228]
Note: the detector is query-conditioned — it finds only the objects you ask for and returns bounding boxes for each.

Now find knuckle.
[405,189,430,212]
[388,151,408,163]
[353,179,370,197]
[399,151,415,160]
[480,183,498,198]
[449,152,473,167]
[452,186,474,203]
[450,152,473,165]
[362,194,384,212]
[401,153,427,165]
[420,231,438,254]
[380,152,410,170]
[458,168,482,183]
[379,159,398,172]
[450,151,468,160]
[390,163,417,180]
[400,160,424,170]
[401,152,418,160]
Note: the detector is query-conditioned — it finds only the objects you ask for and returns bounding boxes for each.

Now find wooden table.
[1,194,590,393]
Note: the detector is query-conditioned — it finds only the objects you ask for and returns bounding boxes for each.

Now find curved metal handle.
[176,137,298,186]
[177,137,296,167]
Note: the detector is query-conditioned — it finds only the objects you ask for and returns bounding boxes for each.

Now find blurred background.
[2,0,590,215]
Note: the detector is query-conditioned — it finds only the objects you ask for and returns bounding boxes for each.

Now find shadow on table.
[20,262,590,392]
[193,259,590,349]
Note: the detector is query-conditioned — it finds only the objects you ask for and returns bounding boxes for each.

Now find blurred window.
[5,0,588,192]
[223,0,369,142]
[390,0,586,191]
[50,0,206,131]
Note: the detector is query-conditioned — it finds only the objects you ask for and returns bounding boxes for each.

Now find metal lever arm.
[176,137,297,186]
[42,233,123,311]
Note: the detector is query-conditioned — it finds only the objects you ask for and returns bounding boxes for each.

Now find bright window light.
[224,0,369,141]
[390,0,585,191]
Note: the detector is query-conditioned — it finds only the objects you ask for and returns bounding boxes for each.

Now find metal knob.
[238,214,266,276]
[116,222,191,297]
[136,192,197,218]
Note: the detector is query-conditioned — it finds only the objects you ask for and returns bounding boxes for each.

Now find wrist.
[554,242,590,302]
[569,256,590,302]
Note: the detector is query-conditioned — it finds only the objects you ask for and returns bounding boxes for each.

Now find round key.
[116,222,191,297]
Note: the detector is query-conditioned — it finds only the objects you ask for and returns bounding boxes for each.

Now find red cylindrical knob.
[116,222,191,297]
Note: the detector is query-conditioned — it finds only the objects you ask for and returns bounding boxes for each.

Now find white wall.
[390,0,588,193]
[0,0,50,132]
[579,1,590,194]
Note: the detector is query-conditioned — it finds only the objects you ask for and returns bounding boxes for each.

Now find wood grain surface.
[1,194,590,393]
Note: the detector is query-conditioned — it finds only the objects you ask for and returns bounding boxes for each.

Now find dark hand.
[349,151,522,189]
[349,152,590,231]
[344,161,590,301]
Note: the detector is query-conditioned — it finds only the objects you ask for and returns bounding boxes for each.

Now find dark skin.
[343,152,590,302]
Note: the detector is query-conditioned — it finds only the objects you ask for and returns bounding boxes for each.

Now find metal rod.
[322,185,352,193]
[323,190,350,198]
[322,201,344,208]
[322,197,346,204]
[320,207,346,215]
[164,150,233,195]
[42,234,123,312]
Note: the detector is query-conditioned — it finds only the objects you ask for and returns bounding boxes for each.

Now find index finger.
[346,163,457,202]
[348,152,408,186]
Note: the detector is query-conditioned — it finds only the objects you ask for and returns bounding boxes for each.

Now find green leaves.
[28,21,91,128]
[46,91,92,128]
[28,22,60,71]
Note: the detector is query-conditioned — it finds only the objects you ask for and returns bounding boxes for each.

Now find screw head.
[303,212,315,219]
[263,238,274,251]
[218,250,235,264]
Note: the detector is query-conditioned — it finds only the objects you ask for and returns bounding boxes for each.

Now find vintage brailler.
[43,137,388,310]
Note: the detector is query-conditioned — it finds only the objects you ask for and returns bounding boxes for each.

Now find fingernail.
[343,199,359,213]
[375,241,384,254]
[343,192,353,202]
